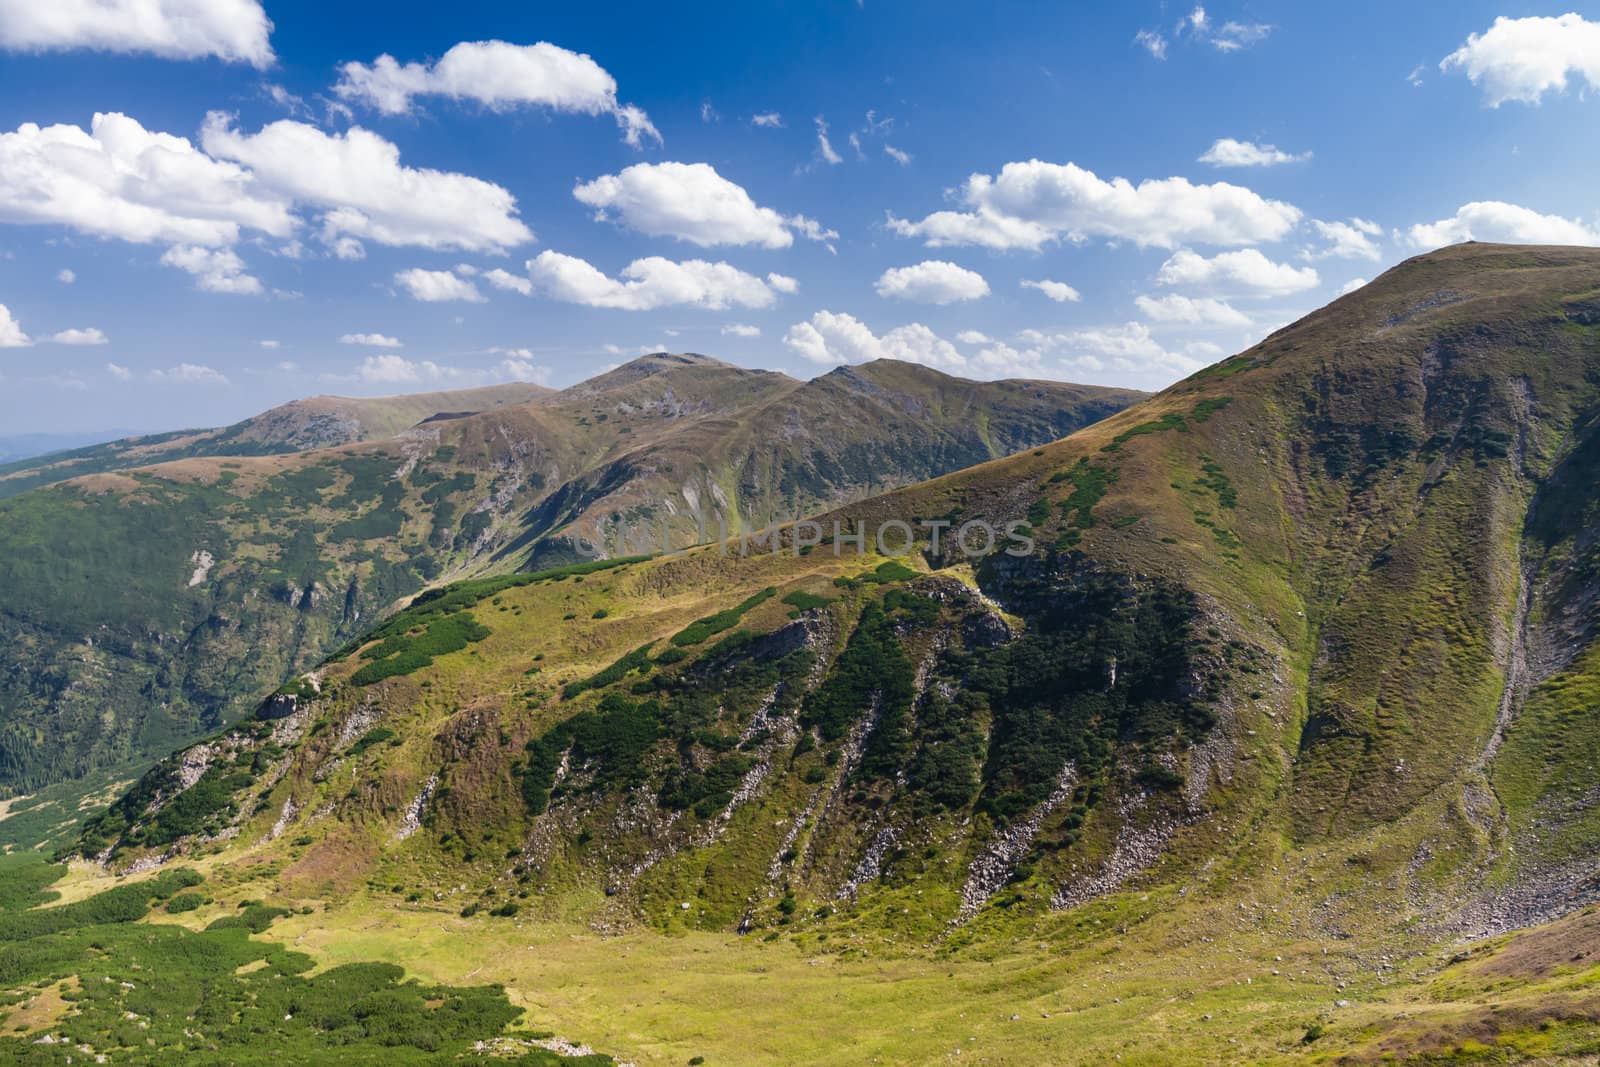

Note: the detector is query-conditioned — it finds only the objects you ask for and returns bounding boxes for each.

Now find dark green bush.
[781,590,833,612]
[166,892,204,913]
[670,588,776,646]
[563,643,654,700]
[352,612,491,685]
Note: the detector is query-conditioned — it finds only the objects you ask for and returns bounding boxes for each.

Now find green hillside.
[49,244,1600,1062]
[0,358,1139,844]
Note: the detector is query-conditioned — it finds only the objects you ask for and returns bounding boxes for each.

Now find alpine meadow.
[4,4,1600,1065]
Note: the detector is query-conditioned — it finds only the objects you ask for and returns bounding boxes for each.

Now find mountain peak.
[562,351,792,397]
[819,358,962,386]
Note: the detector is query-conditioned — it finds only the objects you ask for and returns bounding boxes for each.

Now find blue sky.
[2,1,1600,433]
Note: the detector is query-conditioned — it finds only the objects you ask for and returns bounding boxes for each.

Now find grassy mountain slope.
[58,243,1600,1062]
[0,381,554,500]
[0,358,1138,839]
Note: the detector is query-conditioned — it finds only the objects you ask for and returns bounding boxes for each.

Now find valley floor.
[41,857,1595,1066]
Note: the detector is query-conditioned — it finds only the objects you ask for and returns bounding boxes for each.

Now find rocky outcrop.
[958,764,1076,921]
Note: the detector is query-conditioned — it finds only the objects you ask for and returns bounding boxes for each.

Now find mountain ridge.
[0,359,1141,836]
[76,243,1600,936]
[0,380,556,499]
[29,242,1600,1064]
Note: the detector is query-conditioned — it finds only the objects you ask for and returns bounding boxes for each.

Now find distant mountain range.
[0,429,148,466]
[0,358,1140,827]
[0,383,554,500]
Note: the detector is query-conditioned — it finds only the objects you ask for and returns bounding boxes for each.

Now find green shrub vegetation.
[521,695,665,814]
[1101,412,1189,453]
[882,587,940,626]
[352,612,492,686]
[801,601,915,744]
[963,570,1208,822]
[781,590,834,612]
[525,625,813,821]
[348,727,399,757]
[0,854,602,1064]
[77,761,256,857]
[1196,458,1238,509]
[858,559,918,584]
[1053,459,1118,530]
[165,891,204,913]
[669,587,776,646]
[563,644,654,700]
[0,859,200,941]
[331,555,649,662]
[659,754,755,818]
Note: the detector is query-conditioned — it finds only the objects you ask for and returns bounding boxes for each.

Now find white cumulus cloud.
[495,353,551,384]
[887,159,1301,250]
[1020,322,1212,385]
[784,311,965,371]
[355,354,454,384]
[150,362,228,385]
[783,313,1200,385]
[0,305,107,347]
[353,355,411,383]
[394,268,485,303]
[333,40,658,146]
[344,351,548,388]
[574,162,832,248]
[339,332,402,348]
[1135,293,1252,326]
[48,327,107,345]
[0,112,293,247]
[1304,218,1383,261]
[1339,278,1368,295]
[0,112,535,262]
[1402,201,1600,249]
[0,302,27,347]
[1441,14,1600,106]
[161,244,262,294]
[528,251,783,311]
[201,114,534,254]
[1155,248,1319,296]
[0,0,273,67]
[874,260,990,304]
[1020,278,1082,303]
[1198,138,1310,167]
[481,268,533,295]
[56,268,75,284]
[721,323,760,337]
